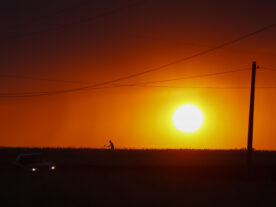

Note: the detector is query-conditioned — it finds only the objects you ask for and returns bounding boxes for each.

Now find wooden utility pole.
[247,61,257,168]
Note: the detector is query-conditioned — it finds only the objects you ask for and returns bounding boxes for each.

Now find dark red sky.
[0,0,276,149]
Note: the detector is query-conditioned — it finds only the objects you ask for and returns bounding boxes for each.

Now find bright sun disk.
[173,104,203,133]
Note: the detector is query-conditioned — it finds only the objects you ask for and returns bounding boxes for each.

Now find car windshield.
[20,155,44,165]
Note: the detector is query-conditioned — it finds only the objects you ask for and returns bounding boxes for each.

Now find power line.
[0,74,92,84]
[1,23,276,98]
[2,84,276,98]
[261,67,276,71]
[0,68,271,98]
[1,1,93,24]
[111,85,276,89]
[0,68,250,97]
[96,84,251,90]
[0,68,249,84]
[125,68,250,85]
[124,33,276,57]
[90,68,250,88]
[4,0,147,40]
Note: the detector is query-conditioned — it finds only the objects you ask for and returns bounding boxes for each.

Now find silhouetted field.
[1,148,276,206]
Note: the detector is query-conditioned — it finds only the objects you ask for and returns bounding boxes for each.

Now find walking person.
[105,140,115,150]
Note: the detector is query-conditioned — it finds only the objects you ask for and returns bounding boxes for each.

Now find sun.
[173,104,203,133]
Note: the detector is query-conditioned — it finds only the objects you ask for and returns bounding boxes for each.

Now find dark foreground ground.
[1,148,276,207]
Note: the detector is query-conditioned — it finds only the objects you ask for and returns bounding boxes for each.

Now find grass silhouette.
[1,147,276,206]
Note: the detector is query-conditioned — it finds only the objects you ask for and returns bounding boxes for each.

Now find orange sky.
[0,0,276,149]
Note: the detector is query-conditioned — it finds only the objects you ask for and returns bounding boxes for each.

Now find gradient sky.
[0,0,276,149]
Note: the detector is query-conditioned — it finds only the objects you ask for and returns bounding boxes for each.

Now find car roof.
[16,153,42,160]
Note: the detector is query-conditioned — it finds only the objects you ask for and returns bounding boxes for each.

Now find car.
[13,153,56,173]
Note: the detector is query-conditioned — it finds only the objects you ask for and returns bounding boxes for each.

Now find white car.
[13,153,56,173]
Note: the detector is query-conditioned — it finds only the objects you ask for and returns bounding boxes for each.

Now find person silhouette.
[108,140,114,150]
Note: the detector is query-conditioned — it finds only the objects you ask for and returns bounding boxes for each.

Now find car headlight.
[31,168,38,172]
[50,166,56,170]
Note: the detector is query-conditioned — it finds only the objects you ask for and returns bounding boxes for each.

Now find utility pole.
[247,61,257,169]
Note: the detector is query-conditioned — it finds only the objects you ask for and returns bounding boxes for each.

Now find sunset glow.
[0,0,276,150]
